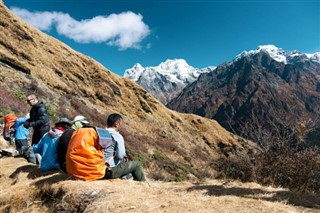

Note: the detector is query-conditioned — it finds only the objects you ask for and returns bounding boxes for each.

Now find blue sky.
[4,0,320,76]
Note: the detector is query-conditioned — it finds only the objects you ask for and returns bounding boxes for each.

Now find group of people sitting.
[12,94,146,182]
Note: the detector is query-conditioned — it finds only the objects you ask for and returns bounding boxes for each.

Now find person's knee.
[136,163,143,171]
[131,161,145,181]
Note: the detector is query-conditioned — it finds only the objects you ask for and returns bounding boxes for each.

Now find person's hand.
[126,152,133,161]
[23,121,30,128]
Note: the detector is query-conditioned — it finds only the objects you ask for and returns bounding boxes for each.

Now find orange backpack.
[3,114,18,142]
[66,127,106,181]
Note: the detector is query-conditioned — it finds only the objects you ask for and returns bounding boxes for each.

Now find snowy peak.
[306,52,320,62]
[159,59,192,73]
[123,63,145,81]
[124,59,213,83]
[257,45,287,63]
[236,44,320,64]
[124,59,216,104]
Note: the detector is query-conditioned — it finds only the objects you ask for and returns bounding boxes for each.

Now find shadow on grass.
[9,163,70,183]
[187,184,320,209]
[32,172,70,187]
[9,164,57,179]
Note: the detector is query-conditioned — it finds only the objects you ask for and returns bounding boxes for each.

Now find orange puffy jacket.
[66,127,106,181]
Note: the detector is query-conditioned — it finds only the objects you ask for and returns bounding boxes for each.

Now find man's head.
[107,113,123,131]
[27,94,38,106]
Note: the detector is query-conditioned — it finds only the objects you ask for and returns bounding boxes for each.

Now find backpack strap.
[95,127,113,149]
[95,127,113,171]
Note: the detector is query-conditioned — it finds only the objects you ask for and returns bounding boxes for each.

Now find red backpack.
[3,114,18,142]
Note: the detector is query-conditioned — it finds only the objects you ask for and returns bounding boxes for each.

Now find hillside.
[0,0,255,182]
[1,155,319,213]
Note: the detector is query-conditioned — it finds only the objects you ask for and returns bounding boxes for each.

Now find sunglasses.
[27,98,34,103]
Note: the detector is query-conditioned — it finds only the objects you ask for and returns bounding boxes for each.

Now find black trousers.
[15,139,29,155]
[32,128,49,145]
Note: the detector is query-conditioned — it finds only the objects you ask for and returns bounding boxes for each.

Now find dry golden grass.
[1,157,319,213]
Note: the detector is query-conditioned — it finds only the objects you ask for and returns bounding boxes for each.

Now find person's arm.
[14,118,22,130]
[114,134,126,160]
[15,117,27,130]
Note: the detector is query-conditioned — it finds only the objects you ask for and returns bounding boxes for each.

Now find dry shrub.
[35,184,102,213]
[252,118,320,192]
[254,142,320,192]
[55,190,103,213]
[0,84,29,116]
[213,155,253,182]
[214,117,320,193]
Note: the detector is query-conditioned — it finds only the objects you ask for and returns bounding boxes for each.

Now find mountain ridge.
[235,45,320,64]
[124,45,319,105]
[167,45,320,137]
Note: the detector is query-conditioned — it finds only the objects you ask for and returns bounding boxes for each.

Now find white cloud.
[10,7,150,50]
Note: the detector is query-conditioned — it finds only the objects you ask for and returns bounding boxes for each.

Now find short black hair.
[107,113,123,127]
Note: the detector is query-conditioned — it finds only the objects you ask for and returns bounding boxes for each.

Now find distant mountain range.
[167,45,320,135]
[124,59,215,104]
[124,45,320,138]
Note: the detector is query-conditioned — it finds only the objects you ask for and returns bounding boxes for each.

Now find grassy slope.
[1,156,319,213]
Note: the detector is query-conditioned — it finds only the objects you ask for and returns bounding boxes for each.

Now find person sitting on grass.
[33,117,71,172]
[104,113,146,181]
[57,115,90,173]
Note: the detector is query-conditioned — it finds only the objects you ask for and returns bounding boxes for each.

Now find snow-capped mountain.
[124,59,215,104]
[167,45,320,136]
[235,44,320,64]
